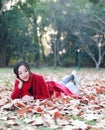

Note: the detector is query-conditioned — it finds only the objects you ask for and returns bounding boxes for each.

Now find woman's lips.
[23,76,29,80]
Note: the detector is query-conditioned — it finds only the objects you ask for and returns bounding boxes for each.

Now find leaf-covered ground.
[0,68,105,130]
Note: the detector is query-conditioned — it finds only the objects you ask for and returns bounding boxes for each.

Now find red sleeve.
[34,75,50,99]
[11,80,22,99]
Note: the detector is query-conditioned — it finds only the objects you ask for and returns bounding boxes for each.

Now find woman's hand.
[22,95,34,101]
[15,75,23,89]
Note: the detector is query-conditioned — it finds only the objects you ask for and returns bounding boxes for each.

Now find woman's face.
[18,65,30,81]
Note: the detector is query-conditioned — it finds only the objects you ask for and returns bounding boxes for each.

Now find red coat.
[11,72,75,100]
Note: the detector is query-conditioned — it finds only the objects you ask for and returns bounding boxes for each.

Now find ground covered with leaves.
[0,68,105,130]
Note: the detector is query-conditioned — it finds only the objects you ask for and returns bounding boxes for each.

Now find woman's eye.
[18,69,28,75]
[18,72,22,75]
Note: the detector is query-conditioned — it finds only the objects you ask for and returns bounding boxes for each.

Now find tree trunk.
[0,1,6,67]
[0,44,6,67]
[53,41,57,67]
[96,63,99,69]
[39,34,46,63]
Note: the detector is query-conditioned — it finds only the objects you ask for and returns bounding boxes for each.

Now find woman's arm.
[11,80,22,99]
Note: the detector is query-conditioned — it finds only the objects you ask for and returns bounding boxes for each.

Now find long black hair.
[13,61,30,79]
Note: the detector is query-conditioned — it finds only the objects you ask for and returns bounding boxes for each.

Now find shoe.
[71,70,80,88]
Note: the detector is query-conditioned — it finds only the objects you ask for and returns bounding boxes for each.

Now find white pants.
[58,74,80,95]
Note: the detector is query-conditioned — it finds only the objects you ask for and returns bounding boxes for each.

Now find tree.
[1,0,105,68]
[56,0,105,68]
[0,0,41,66]
[0,0,7,67]
[74,1,105,68]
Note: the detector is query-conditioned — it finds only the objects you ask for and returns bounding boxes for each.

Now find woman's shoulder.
[30,72,44,79]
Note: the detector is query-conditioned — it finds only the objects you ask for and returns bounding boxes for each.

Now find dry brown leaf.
[0,70,105,129]
[17,105,34,116]
[6,120,19,126]
[14,101,26,108]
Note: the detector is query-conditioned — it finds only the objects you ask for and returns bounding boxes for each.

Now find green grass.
[0,65,104,93]
[0,66,104,77]
[0,66,105,87]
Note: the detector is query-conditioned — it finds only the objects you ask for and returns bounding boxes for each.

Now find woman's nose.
[22,73,26,77]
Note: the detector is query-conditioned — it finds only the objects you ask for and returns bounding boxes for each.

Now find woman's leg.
[58,70,80,95]
[58,70,78,85]
[58,74,74,85]
[65,81,80,95]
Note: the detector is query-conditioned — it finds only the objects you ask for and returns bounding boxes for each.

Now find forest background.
[0,0,105,69]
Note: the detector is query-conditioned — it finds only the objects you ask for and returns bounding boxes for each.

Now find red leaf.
[80,99,88,105]
[96,87,105,94]
[54,111,63,119]
[36,107,43,113]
